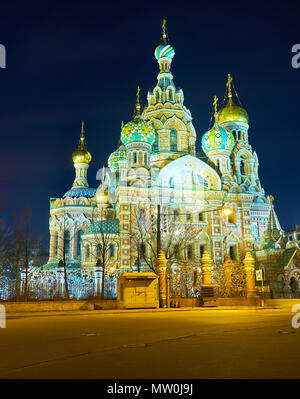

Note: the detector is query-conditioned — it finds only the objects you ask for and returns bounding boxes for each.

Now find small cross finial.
[79,120,86,148]
[226,73,233,99]
[136,86,141,115]
[162,19,167,43]
[121,121,124,130]
[81,120,85,136]
[213,95,219,123]
[269,195,274,205]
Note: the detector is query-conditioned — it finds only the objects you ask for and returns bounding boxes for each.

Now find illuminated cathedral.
[46,21,287,285]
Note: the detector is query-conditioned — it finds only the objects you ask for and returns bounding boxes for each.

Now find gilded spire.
[79,120,86,149]
[161,19,167,44]
[136,86,141,115]
[226,73,233,100]
[213,95,219,123]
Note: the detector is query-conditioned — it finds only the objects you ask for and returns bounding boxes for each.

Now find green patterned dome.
[108,145,126,172]
[202,123,235,153]
[121,115,156,146]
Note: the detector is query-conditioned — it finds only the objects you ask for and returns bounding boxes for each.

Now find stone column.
[56,261,65,297]
[156,250,168,308]
[243,251,256,297]
[224,255,234,297]
[94,264,103,298]
[49,233,54,259]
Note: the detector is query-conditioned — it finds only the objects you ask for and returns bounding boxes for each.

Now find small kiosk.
[117,272,159,309]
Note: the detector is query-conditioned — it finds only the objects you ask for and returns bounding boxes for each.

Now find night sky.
[1,0,299,245]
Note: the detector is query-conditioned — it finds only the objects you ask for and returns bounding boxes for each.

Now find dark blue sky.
[1,0,299,244]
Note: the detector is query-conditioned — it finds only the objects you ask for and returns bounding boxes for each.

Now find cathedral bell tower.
[143,20,197,169]
[72,121,92,187]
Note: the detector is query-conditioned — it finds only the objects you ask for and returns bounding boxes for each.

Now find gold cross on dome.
[226,73,233,98]
[162,19,167,43]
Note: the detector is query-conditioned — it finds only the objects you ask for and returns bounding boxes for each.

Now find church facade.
[46,22,281,280]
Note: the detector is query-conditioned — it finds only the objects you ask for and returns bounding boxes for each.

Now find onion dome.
[154,20,175,61]
[202,96,235,153]
[94,167,110,205]
[218,74,249,125]
[94,185,110,205]
[121,86,156,146]
[218,98,249,125]
[72,121,92,164]
[202,123,235,153]
[108,145,126,172]
[154,44,175,60]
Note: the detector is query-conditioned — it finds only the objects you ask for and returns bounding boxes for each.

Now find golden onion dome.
[72,121,92,164]
[94,184,110,205]
[218,98,249,125]
[72,147,92,164]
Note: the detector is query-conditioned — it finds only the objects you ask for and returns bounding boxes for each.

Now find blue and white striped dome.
[154,44,175,60]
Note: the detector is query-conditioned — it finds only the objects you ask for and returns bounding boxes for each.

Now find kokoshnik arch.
[45,21,283,276]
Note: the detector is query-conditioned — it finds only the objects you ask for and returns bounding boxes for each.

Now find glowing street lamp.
[223,208,232,216]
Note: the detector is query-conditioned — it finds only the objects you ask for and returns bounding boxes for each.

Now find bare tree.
[129,205,201,273]
[21,216,47,301]
[88,208,119,299]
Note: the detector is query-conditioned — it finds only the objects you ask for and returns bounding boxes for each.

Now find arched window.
[240,159,246,175]
[186,212,191,221]
[198,212,204,222]
[97,244,102,259]
[217,160,220,169]
[200,244,205,257]
[170,129,177,152]
[109,244,115,258]
[152,133,159,152]
[144,152,147,165]
[133,152,137,164]
[173,209,179,219]
[77,230,84,257]
[229,245,236,262]
[139,152,143,165]
[187,245,193,260]
[64,231,70,257]
[174,244,180,258]
[54,232,58,257]
[85,245,90,261]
